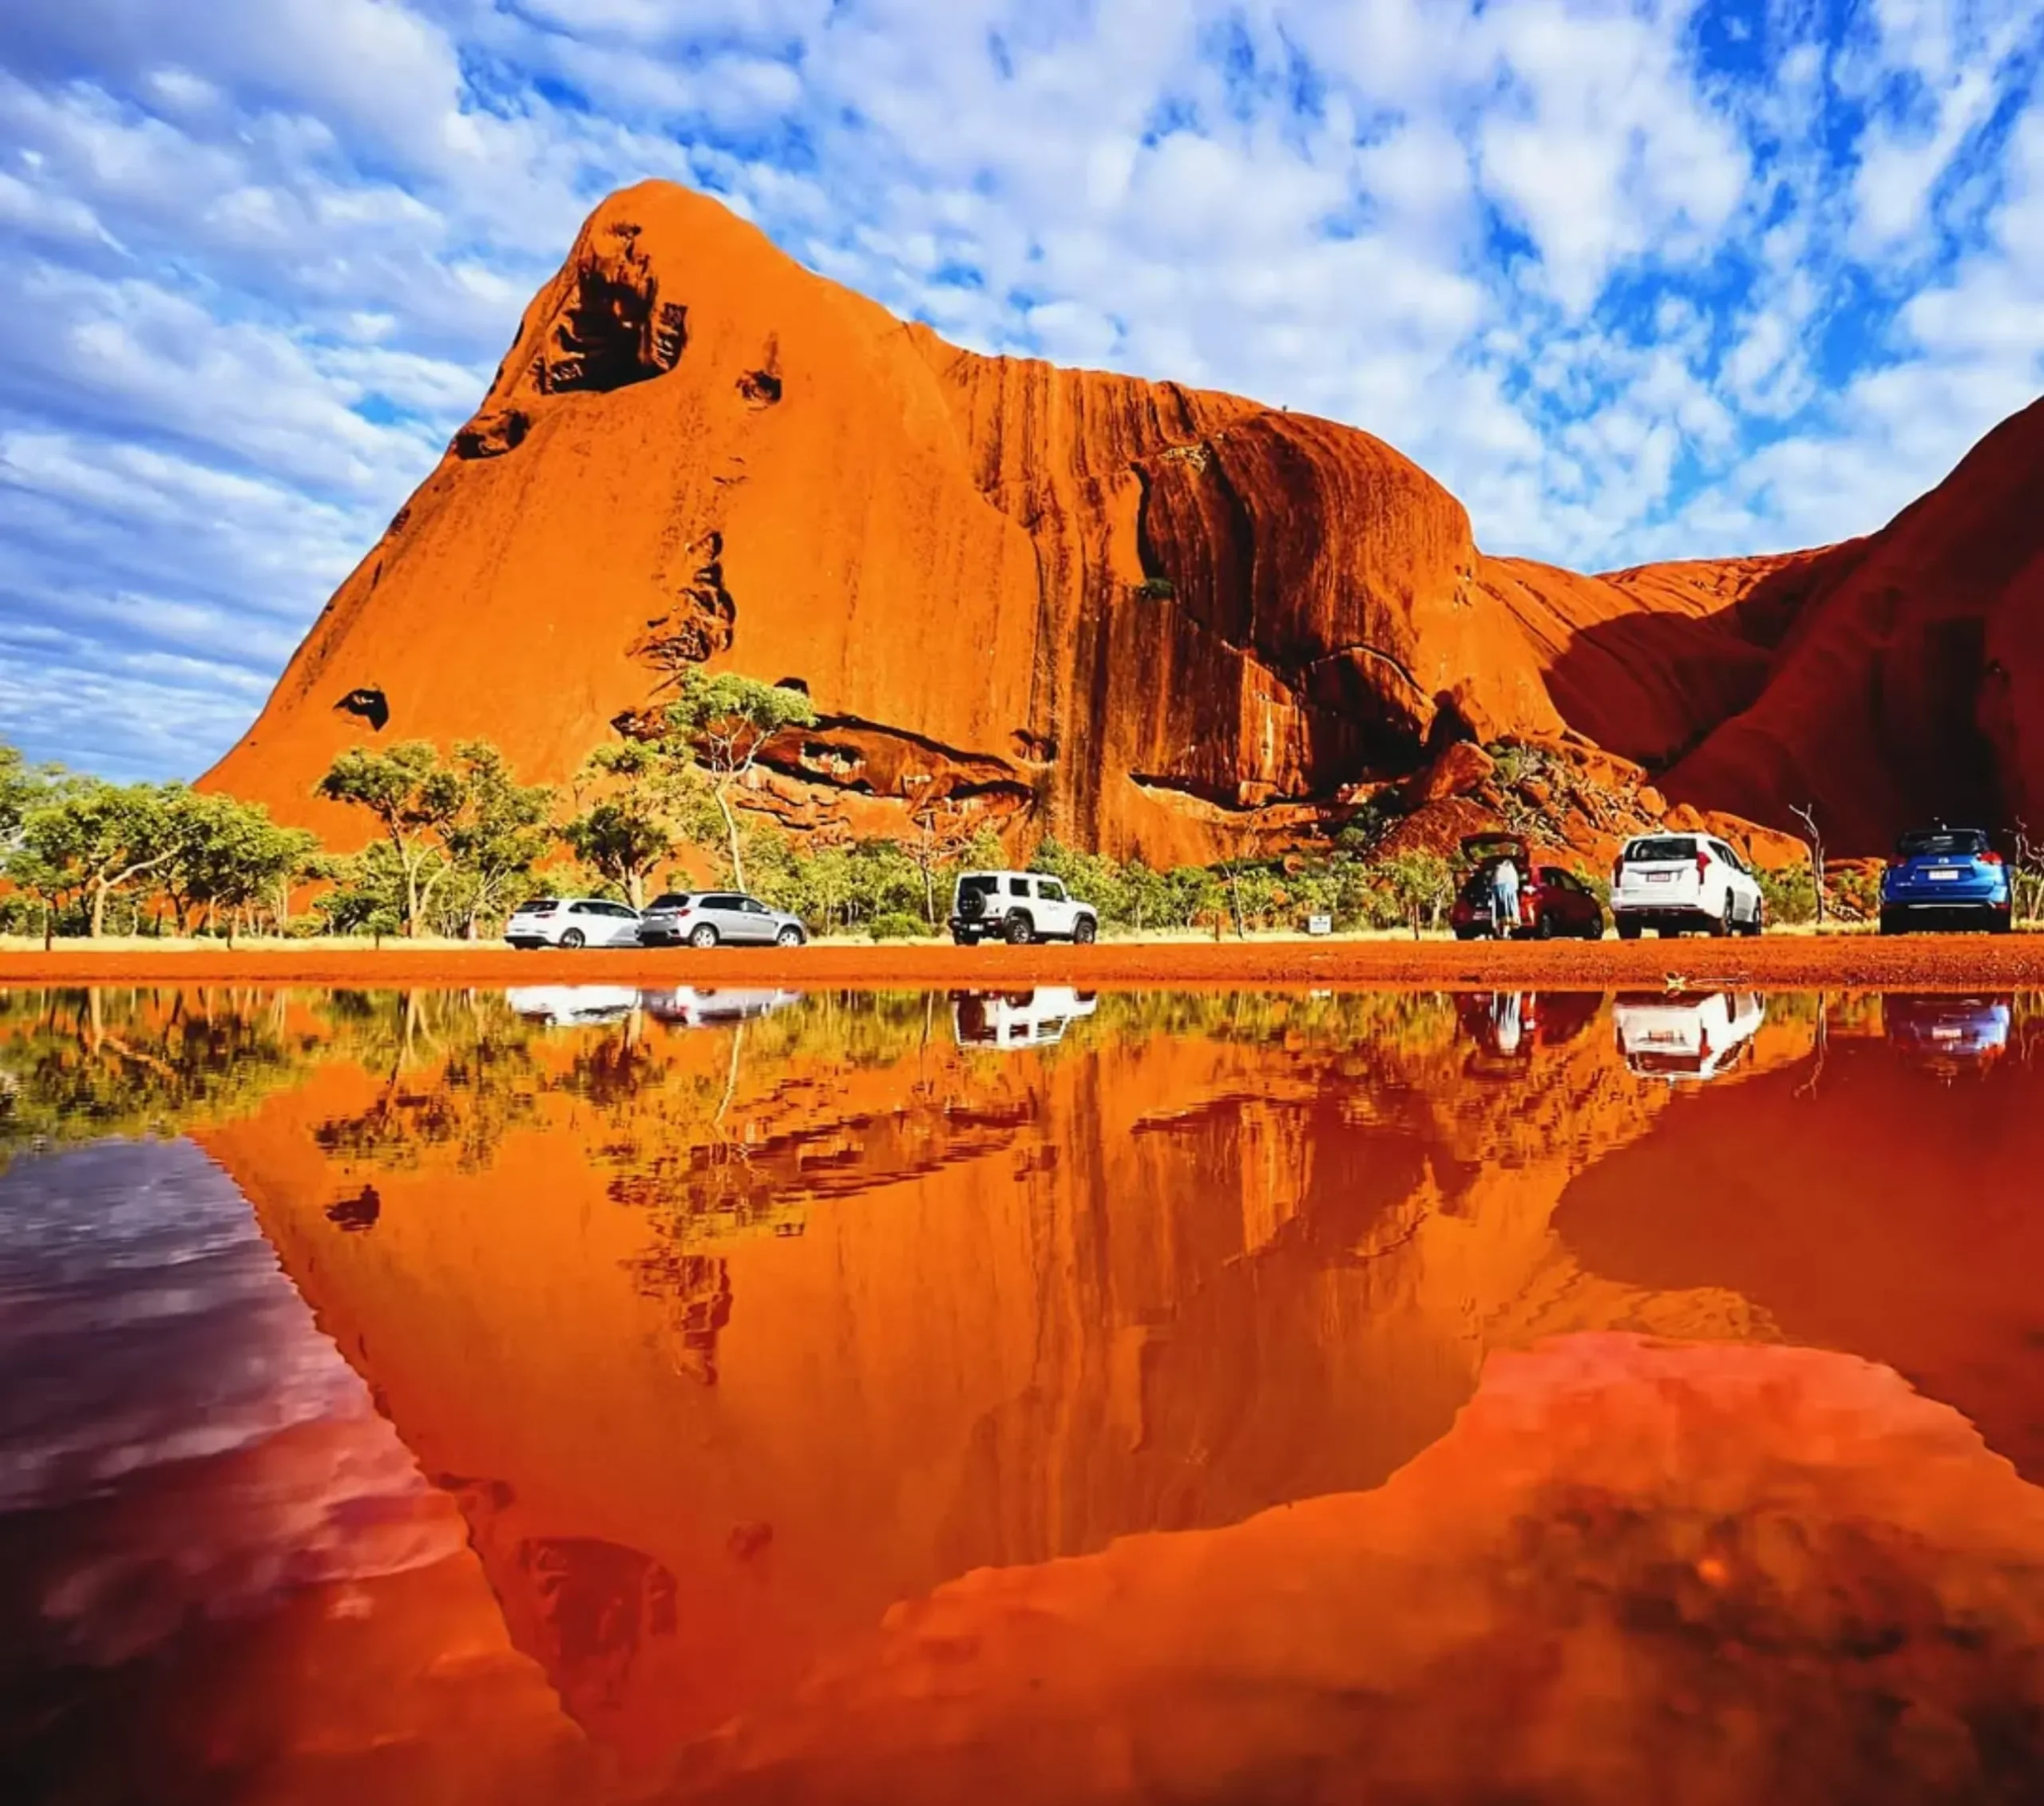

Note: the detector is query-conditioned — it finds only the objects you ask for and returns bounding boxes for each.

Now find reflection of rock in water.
[676,1336,2044,1806]
[516,1538,679,1717]
[628,1249,733,1384]
[207,995,1785,1769]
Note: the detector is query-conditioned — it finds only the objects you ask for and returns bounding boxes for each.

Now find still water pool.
[4,984,2043,1804]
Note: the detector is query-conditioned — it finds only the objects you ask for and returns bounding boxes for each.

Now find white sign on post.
[1305,913,1333,937]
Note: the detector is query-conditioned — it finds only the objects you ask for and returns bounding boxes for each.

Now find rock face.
[201,179,2044,858]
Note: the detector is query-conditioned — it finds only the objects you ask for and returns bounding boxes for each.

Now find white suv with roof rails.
[949,871,1099,945]
[1610,832,1765,939]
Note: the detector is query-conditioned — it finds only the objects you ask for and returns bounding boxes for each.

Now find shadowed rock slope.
[203,180,2044,859]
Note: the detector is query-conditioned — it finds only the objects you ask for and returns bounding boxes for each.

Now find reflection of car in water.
[636,988,804,1027]
[1613,990,1766,1082]
[951,988,1099,1049]
[1883,993,2011,1075]
[1452,990,1602,1077]
[505,986,643,1026]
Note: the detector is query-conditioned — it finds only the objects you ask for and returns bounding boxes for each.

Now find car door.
[699,893,743,942]
[1034,878,1071,936]
[1710,842,1754,920]
[736,897,775,944]
[599,901,639,945]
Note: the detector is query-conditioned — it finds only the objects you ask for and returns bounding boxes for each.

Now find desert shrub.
[866,911,928,941]
[1757,863,1816,925]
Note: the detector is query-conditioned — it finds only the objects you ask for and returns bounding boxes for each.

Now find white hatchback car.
[1610,833,1765,938]
[505,897,644,949]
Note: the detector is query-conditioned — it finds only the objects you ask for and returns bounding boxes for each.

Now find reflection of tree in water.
[310,989,543,1173]
[0,987,319,1167]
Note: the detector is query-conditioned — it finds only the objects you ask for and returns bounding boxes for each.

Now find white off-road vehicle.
[949,871,1099,946]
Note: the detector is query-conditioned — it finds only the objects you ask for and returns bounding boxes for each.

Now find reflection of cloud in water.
[0,1140,462,1665]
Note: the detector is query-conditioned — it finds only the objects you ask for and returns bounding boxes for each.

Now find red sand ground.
[5,936,2042,990]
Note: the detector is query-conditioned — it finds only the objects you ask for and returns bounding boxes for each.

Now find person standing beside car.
[1491,857,1521,937]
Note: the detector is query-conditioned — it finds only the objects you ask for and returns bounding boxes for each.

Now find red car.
[1448,834,1606,941]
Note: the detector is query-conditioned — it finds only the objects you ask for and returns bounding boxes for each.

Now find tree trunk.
[226,910,236,950]
[715,783,744,891]
[89,881,108,938]
[42,902,53,952]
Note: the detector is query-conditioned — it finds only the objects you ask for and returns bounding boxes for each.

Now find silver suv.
[949,870,1099,945]
[637,891,807,949]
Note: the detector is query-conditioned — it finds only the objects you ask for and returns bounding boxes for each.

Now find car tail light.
[1696,848,1710,878]
[1610,860,1623,885]
[1884,856,1903,871]
[1981,850,2005,865]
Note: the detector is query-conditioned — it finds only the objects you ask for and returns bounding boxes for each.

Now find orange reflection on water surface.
[2,984,2041,1803]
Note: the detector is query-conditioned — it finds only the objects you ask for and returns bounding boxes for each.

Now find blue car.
[1878,826,2011,934]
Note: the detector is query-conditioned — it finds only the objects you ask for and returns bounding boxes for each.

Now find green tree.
[662,672,817,892]
[316,742,465,937]
[307,846,406,944]
[1378,850,1454,939]
[166,791,319,943]
[0,743,70,844]
[17,781,182,937]
[561,738,711,909]
[445,742,555,937]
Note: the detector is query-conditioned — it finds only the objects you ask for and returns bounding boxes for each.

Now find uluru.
[202,179,2044,862]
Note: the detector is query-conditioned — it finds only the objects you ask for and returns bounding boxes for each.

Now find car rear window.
[1898,830,1987,857]
[517,897,557,912]
[648,893,692,909]
[959,876,997,899]
[1626,837,1697,862]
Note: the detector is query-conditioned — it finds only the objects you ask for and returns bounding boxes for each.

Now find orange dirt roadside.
[4,935,2042,992]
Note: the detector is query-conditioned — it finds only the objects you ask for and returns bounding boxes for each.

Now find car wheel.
[559,928,585,949]
[776,925,805,947]
[1706,906,1731,937]
[952,931,978,947]
[1879,909,1903,937]
[1004,913,1036,945]
[1582,917,1604,940]
[1616,920,1641,941]
[1989,908,2013,936]
[1533,911,1555,941]
[1745,901,1765,937]
[689,924,719,949]
[1073,917,1097,945]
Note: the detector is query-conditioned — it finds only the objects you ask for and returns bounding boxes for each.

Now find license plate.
[1928,869,1959,881]
[1646,872,1674,884]
[1932,1028,1963,1040]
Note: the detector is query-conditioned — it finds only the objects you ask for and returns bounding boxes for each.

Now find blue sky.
[2,0,2042,781]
